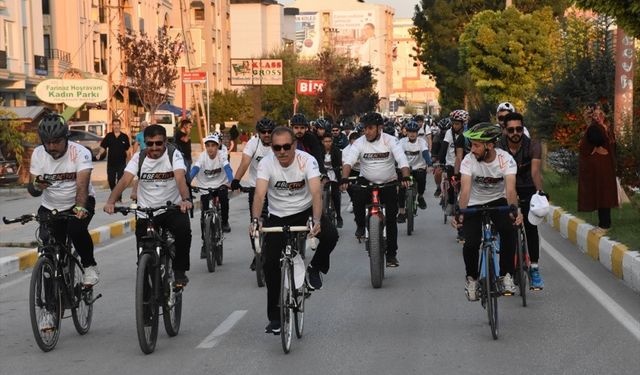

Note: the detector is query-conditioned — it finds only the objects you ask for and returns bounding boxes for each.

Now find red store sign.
[296,79,325,96]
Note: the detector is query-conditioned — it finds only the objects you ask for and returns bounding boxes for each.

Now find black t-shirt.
[100,132,130,165]
[174,129,192,164]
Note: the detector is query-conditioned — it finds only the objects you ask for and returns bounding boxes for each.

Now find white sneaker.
[347,202,353,213]
[39,311,55,331]
[501,273,517,295]
[465,276,479,301]
[83,266,100,286]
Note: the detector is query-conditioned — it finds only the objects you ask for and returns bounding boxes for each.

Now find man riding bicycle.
[250,126,338,335]
[340,112,411,268]
[451,122,523,301]
[104,124,193,286]
[28,113,99,286]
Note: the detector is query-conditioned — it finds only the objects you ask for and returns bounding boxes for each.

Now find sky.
[278,0,418,19]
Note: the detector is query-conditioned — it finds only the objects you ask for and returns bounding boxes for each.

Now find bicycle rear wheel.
[280,260,294,353]
[71,260,93,335]
[29,256,62,352]
[367,214,384,288]
[516,227,528,307]
[204,215,216,272]
[162,255,182,337]
[486,250,499,340]
[136,253,159,354]
[406,187,415,236]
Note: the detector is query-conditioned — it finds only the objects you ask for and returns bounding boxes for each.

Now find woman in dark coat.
[577,103,618,231]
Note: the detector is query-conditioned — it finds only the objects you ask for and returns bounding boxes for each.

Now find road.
[1,182,639,375]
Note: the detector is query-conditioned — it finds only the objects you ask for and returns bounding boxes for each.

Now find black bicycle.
[252,220,312,354]
[114,203,183,354]
[459,205,513,340]
[3,211,101,352]
[514,221,531,307]
[322,183,337,228]
[191,186,225,272]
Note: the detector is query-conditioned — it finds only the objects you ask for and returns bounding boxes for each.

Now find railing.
[46,49,71,63]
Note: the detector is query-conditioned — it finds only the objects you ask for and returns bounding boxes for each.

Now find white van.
[145,110,176,138]
[68,121,107,137]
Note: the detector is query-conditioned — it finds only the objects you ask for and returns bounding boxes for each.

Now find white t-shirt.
[125,148,186,217]
[192,151,230,189]
[460,148,517,206]
[323,152,337,182]
[443,129,461,167]
[256,150,321,218]
[399,137,428,170]
[242,136,272,187]
[417,123,431,140]
[342,133,409,184]
[30,142,96,211]
[342,144,360,172]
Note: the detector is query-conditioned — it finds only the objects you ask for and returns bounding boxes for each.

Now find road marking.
[541,238,640,342]
[197,310,248,349]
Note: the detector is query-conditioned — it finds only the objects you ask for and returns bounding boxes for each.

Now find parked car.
[68,129,103,160]
[0,157,19,185]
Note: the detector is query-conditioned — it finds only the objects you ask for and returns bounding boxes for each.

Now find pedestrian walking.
[131,120,149,154]
[97,119,130,202]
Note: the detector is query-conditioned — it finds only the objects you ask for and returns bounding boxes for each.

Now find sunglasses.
[145,140,165,147]
[260,130,272,134]
[272,143,293,152]
[506,126,524,134]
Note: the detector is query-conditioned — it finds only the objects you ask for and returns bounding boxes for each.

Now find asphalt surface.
[1,180,639,375]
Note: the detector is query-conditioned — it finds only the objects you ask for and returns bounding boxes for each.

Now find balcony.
[45,49,72,77]
[46,49,71,63]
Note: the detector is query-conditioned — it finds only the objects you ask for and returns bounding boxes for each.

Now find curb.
[546,205,640,293]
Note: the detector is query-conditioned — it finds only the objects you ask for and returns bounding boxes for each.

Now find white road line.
[197,310,248,349]
[541,238,640,342]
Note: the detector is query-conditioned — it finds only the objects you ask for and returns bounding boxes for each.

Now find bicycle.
[350,178,399,288]
[3,211,102,352]
[514,220,531,306]
[191,186,225,272]
[404,176,417,236]
[322,182,337,228]
[240,186,267,287]
[459,205,513,340]
[114,203,184,354]
[252,219,312,354]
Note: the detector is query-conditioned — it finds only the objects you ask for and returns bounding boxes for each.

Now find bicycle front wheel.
[136,253,159,354]
[280,260,294,353]
[406,188,415,236]
[367,214,384,289]
[29,256,62,352]
[71,261,93,335]
[215,222,224,266]
[294,267,305,339]
[486,250,499,340]
[204,216,216,272]
[516,227,528,307]
[162,256,182,337]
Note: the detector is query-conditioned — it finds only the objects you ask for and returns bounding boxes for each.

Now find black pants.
[247,188,268,220]
[200,188,229,243]
[346,169,360,201]
[518,187,540,263]
[445,165,457,205]
[462,198,516,279]
[135,210,192,272]
[38,196,96,268]
[325,181,342,219]
[352,179,399,256]
[598,208,611,229]
[398,169,427,208]
[263,209,338,321]
[107,163,126,199]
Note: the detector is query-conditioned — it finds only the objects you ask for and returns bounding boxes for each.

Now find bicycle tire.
[136,253,159,354]
[204,214,216,272]
[406,187,414,236]
[280,260,294,353]
[487,249,499,340]
[71,260,93,335]
[368,214,384,288]
[516,227,528,307]
[215,219,224,266]
[162,255,182,337]
[29,256,62,352]
[294,264,305,339]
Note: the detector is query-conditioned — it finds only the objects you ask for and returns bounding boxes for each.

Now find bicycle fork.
[366,189,387,241]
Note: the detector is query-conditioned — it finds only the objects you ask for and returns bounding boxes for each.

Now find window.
[191,1,204,22]
[4,21,13,57]
[44,34,50,55]
[42,0,50,15]
[22,27,28,62]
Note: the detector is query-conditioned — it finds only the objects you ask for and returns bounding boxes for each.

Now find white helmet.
[496,102,516,114]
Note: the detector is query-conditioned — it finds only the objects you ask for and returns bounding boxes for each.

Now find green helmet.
[463,122,502,143]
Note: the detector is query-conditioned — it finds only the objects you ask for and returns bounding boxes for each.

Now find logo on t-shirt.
[474,176,504,185]
[274,180,306,191]
[140,171,175,181]
[255,156,263,162]
[362,152,390,160]
[405,150,420,156]
[204,168,222,176]
[43,172,77,182]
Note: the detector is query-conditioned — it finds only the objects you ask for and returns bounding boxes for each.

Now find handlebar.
[459,205,514,215]
[260,226,310,233]
[3,210,76,225]
[238,186,254,193]
[190,186,228,194]
[113,202,182,216]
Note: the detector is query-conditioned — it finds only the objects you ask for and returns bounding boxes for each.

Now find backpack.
[137,142,180,178]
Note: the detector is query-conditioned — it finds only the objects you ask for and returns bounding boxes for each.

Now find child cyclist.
[189,134,234,259]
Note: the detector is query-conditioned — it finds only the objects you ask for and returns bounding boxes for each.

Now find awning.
[158,102,191,117]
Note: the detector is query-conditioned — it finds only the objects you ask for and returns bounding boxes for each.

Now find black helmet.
[383,120,396,136]
[290,113,308,127]
[413,114,425,122]
[342,121,355,131]
[38,113,69,143]
[256,117,276,132]
[437,117,452,131]
[315,118,331,132]
[360,112,384,126]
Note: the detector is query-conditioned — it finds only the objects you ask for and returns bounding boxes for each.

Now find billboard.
[35,78,109,107]
[295,12,320,58]
[296,79,325,96]
[331,10,382,69]
[231,59,283,86]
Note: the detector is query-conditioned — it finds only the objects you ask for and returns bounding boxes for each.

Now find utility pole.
[106,0,130,134]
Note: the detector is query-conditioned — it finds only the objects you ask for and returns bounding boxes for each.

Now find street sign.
[296,79,325,96]
[35,78,109,107]
[183,70,207,83]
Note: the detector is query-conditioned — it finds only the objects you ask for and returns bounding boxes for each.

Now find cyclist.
[189,133,233,258]
[451,122,522,300]
[340,112,411,267]
[496,101,530,137]
[104,124,192,286]
[314,118,330,142]
[291,114,328,175]
[414,114,432,151]
[499,112,545,289]
[231,118,274,270]
[251,126,338,335]
[331,122,349,150]
[397,120,432,222]
[28,113,99,286]
[431,117,451,197]
[322,133,344,228]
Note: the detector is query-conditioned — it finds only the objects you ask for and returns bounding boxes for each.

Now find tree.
[207,89,253,129]
[117,27,181,118]
[459,7,560,112]
[575,0,640,37]
[0,110,37,164]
